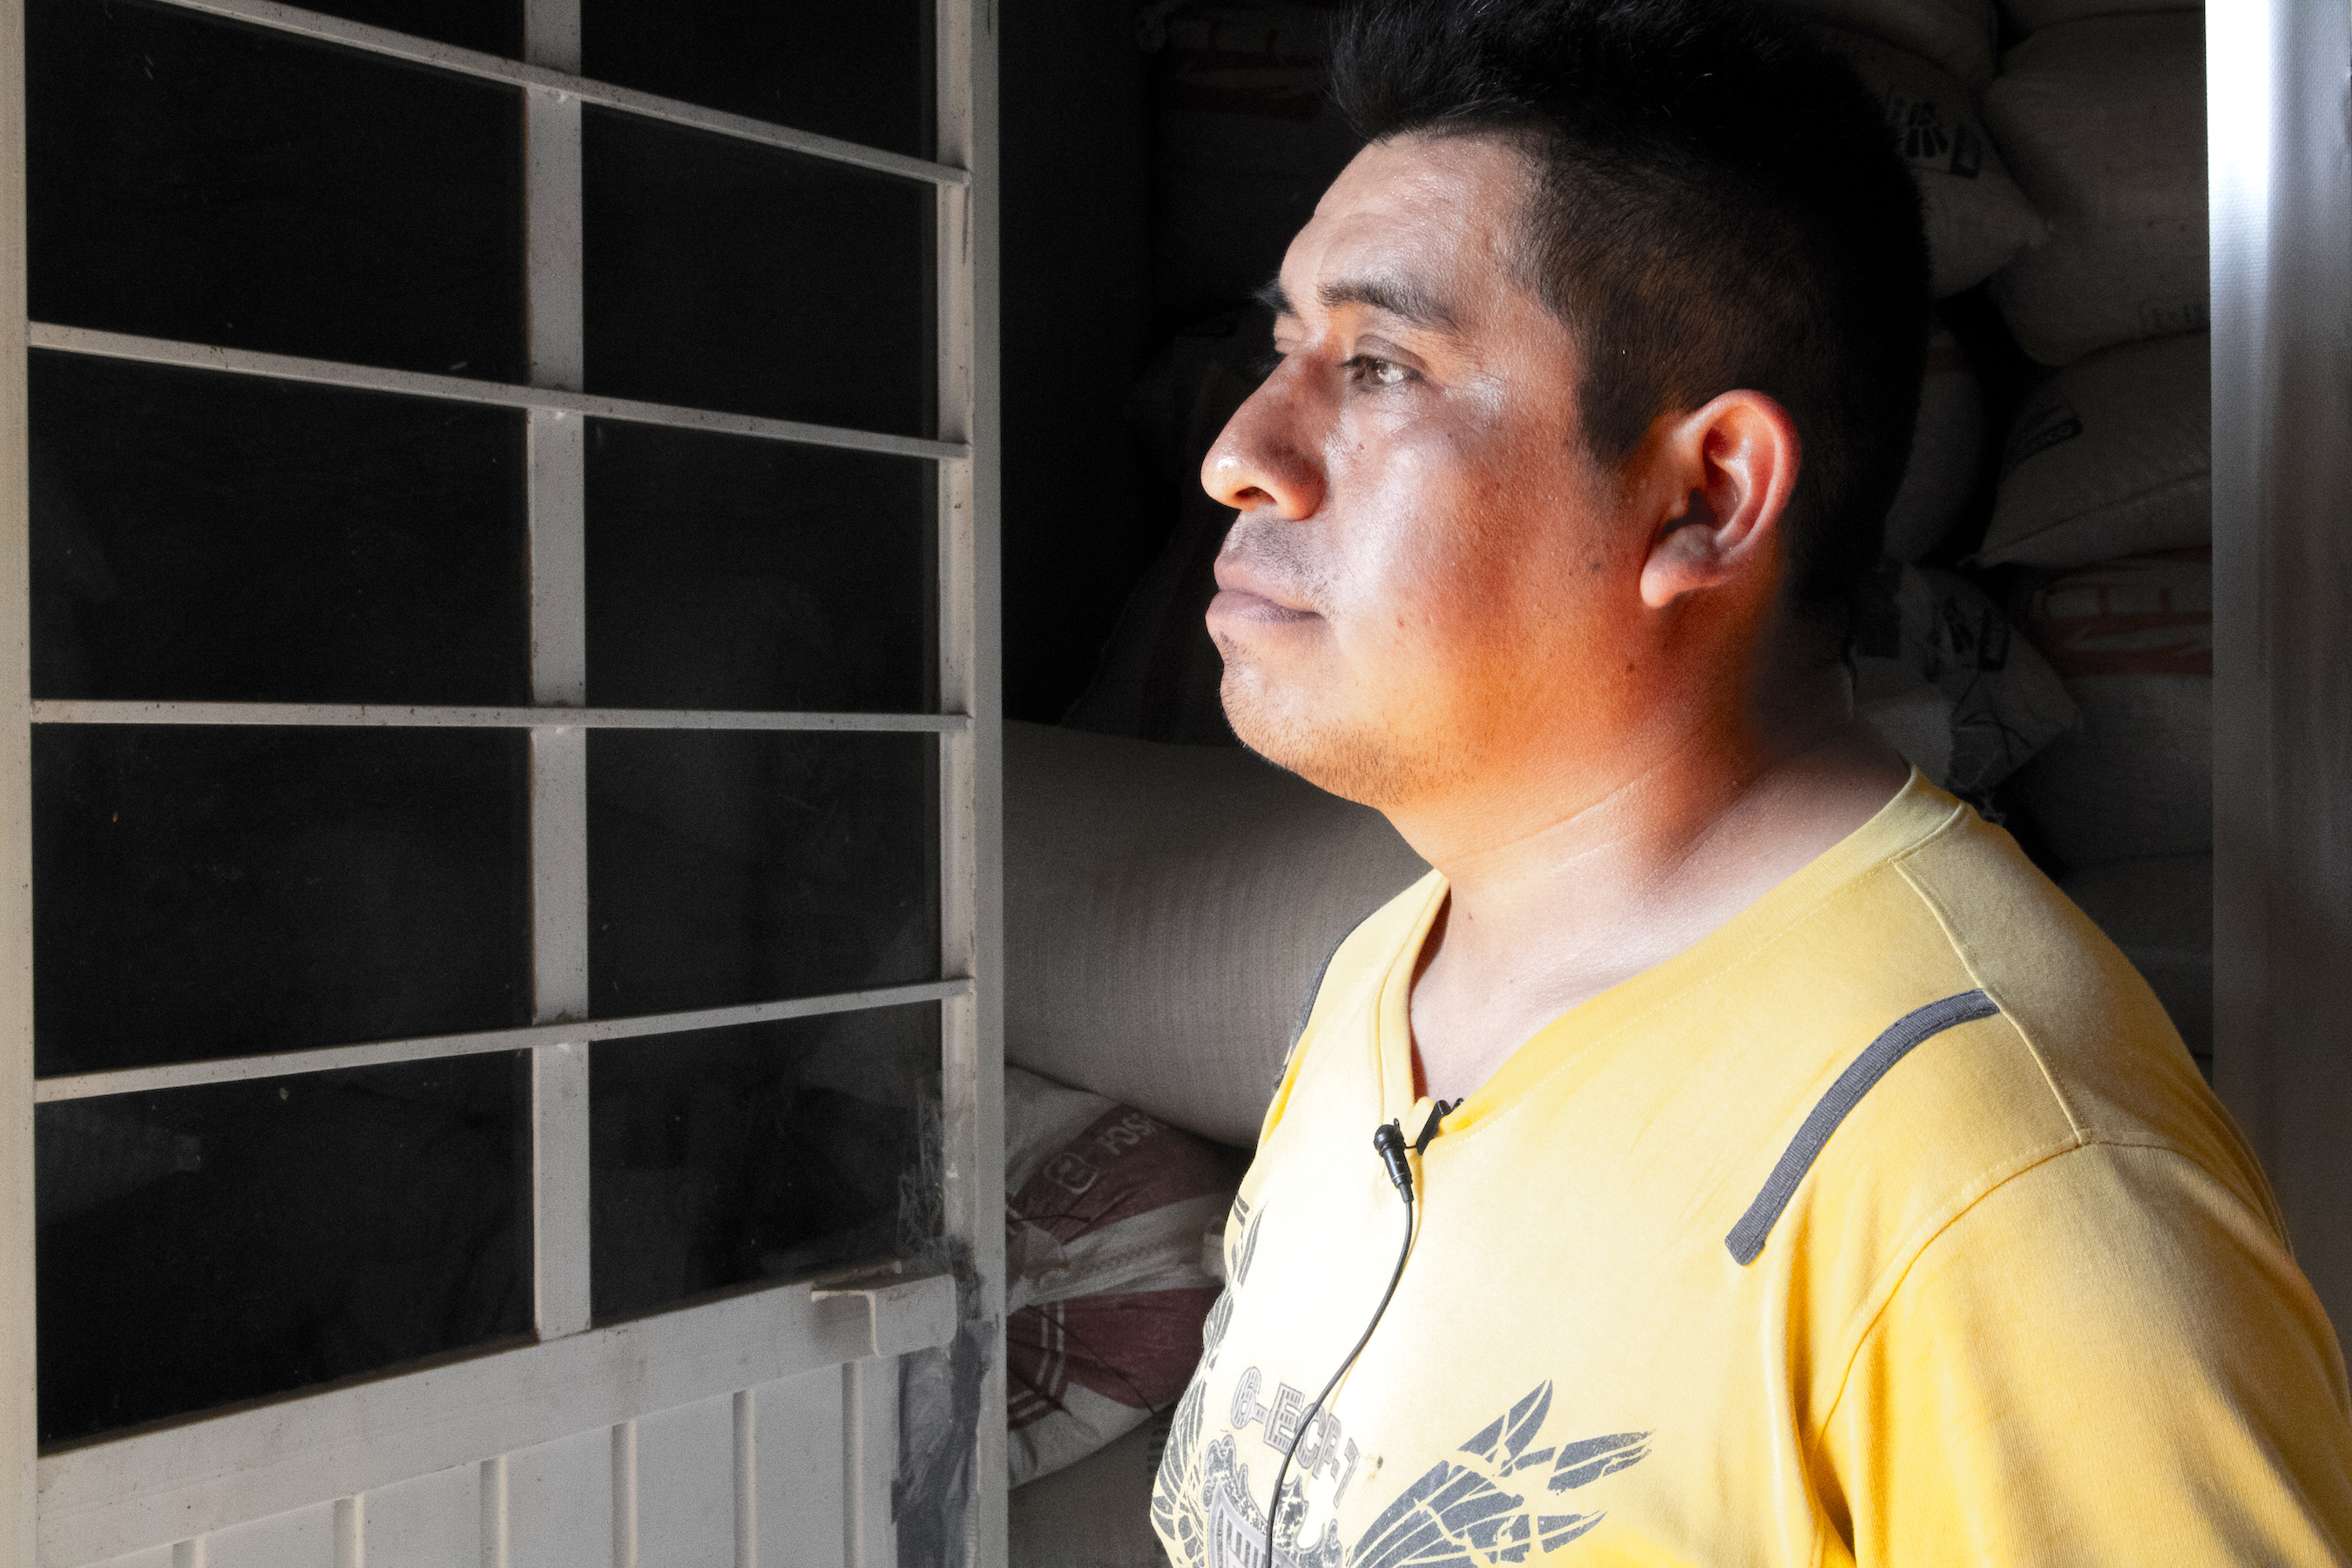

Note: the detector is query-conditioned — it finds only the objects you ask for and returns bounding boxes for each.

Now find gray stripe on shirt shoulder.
[1725,989,2002,1267]
[1279,915,1375,1085]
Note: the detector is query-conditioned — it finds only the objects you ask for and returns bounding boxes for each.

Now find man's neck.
[1396,701,1909,1107]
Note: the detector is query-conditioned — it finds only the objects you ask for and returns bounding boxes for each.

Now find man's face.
[1204,133,1654,811]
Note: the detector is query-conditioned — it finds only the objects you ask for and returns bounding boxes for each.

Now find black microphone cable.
[1260,1107,1449,1568]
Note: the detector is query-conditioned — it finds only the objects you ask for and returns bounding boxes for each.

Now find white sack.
[1819,30,2045,297]
[2058,855,2211,1062]
[1010,1413,1173,1568]
[1984,14,2208,365]
[1004,721,1428,1147]
[1779,0,1997,89]
[1981,332,2209,568]
[1857,681,1957,787]
[1004,1066,1236,1485]
[1883,324,1986,560]
[1999,0,2188,35]
[2016,552,2211,867]
[1849,563,2078,794]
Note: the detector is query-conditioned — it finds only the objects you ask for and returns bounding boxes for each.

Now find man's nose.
[1200,373,1325,521]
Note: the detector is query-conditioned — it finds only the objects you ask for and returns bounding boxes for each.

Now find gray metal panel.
[2208,1,2352,1334]
[36,1271,959,1566]
[0,0,30,1552]
[30,702,968,733]
[732,1390,756,1568]
[839,1360,897,1568]
[932,0,1007,1559]
[524,0,594,1351]
[28,326,969,465]
[31,979,977,1103]
[146,0,968,188]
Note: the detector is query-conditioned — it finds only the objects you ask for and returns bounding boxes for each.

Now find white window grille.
[0,0,1004,1561]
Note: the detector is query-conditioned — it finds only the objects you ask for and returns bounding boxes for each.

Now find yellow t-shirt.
[1149,774,2352,1565]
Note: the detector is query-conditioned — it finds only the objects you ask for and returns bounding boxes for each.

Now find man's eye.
[1343,355,1413,389]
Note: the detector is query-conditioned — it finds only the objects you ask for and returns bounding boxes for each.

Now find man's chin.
[1219,667,1425,810]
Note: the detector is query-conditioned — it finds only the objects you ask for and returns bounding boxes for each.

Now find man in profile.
[1148,1,2352,1562]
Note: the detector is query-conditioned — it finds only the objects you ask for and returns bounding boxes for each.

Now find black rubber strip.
[1725,990,2000,1266]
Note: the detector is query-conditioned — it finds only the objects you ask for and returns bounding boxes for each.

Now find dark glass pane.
[583,109,931,436]
[29,0,524,381]
[38,1056,527,1443]
[591,1005,939,1322]
[33,727,531,1077]
[587,731,937,1017]
[30,354,528,706]
[581,0,929,159]
[585,421,933,713]
[297,0,522,58]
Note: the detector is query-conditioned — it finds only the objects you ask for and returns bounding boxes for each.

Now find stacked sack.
[1081,0,2214,1086]
[1004,1064,1244,1487]
[1977,0,2212,1062]
[1760,0,2213,1062]
[1982,8,2207,364]
[1787,5,2047,300]
[1001,721,1426,1544]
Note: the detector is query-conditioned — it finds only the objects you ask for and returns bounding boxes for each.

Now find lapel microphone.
[1263,1098,1459,1567]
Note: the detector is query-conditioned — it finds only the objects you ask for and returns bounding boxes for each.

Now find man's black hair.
[1328,0,1930,619]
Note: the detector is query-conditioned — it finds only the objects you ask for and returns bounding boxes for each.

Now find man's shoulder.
[1881,803,2250,1174]
[1774,799,2275,1267]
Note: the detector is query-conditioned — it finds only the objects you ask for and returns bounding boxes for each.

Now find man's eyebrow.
[1254,274,1461,335]
[1316,275,1461,334]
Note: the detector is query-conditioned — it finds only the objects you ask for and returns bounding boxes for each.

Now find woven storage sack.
[2015,551,2211,867]
[2058,855,2211,1064]
[1981,331,2208,569]
[1010,1413,1173,1568]
[1850,562,2078,796]
[1004,721,1427,1146]
[1999,0,2189,35]
[1777,0,1997,89]
[1884,323,1987,561]
[1984,14,2208,364]
[1818,29,2045,298]
[1004,1065,1240,1485]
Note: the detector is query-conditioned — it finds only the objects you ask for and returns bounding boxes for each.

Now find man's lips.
[1207,587,1319,625]
[1208,561,1319,625]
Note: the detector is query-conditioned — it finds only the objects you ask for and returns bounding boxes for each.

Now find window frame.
[0,0,1004,1559]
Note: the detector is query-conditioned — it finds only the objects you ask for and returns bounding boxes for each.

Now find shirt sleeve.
[1814,1139,2352,1565]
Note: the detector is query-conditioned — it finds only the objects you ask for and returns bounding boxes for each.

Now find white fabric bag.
[1883,323,1987,560]
[1984,14,2208,365]
[1010,1413,1173,1568]
[1778,0,1997,89]
[1981,332,2209,569]
[1004,721,1428,1147]
[2016,552,2211,867]
[1004,1066,1238,1485]
[1849,562,2078,795]
[1818,29,2046,298]
[2059,855,2212,1062]
[1998,0,2190,35]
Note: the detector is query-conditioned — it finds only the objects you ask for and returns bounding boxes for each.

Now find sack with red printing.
[1005,1065,1244,1484]
[2015,550,2211,868]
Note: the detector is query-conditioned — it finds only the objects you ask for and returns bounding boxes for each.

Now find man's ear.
[1637,391,1801,610]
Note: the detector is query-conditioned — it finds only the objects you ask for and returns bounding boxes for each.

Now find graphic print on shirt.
[1346,1382,1652,1567]
[1153,1194,1262,1564]
[1165,1354,1653,1566]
